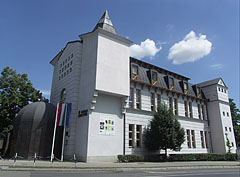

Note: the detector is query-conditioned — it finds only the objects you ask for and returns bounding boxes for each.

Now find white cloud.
[210,64,223,69]
[168,31,212,64]
[130,39,162,59]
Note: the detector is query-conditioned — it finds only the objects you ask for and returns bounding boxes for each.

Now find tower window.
[169,77,174,90]
[129,88,134,108]
[184,101,188,117]
[136,125,142,147]
[129,124,134,148]
[131,65,138,80]
[60,88,66,103]
[196,87,201,98]
[189,102,193,118]
[151,93,155,111]
[152,71,157,86]
[183,82,188,94]
[136,89,141,109]
[191,130,196,148]
[174,98,178,115]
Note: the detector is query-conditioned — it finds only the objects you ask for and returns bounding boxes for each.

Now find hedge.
[118,154,144,162]
[118,153,237,162]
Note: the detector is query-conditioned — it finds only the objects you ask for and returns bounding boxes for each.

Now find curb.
[1,165,240,172]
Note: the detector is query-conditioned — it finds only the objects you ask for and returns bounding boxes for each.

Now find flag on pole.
[55,103,72,126]
[66,103,72,126]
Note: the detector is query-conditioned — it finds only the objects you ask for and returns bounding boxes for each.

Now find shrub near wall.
[118,153,237,162]
[118,155,144,162]
[168,153,237,161]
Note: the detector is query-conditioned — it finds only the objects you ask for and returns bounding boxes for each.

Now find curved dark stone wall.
[10,102,56,159]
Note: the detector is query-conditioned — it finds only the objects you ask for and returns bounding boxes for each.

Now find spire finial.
[93,10,117,34]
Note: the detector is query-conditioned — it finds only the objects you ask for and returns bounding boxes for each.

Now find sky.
[0,0,239,107]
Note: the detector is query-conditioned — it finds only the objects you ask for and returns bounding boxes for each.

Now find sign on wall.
[99,117,115,135]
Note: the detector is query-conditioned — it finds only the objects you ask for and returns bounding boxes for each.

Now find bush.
[168,153,237,161]
[118,153,237,163]
[118,154,144,162]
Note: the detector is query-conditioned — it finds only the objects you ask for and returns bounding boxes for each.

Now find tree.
[229,98,240,148]
[144,103,185,158]
[0,66,45,136]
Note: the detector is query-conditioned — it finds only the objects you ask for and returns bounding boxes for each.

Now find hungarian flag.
[56,103,72,126]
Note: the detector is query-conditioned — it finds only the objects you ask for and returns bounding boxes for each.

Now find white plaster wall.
[217,86,229,102]
[87,93,123,161]
[219,102,237,153]
[96,32,130,96]
[50,42,82,158]
[125,109,210,155]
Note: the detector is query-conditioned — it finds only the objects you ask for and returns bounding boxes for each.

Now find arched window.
[60,88,66,103]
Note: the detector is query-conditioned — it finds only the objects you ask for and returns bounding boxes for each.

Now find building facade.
[50,11,236,162]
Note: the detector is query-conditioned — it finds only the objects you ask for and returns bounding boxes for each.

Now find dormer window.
[152,71,157,86]
[169,77,174,90]
[183,82,188,94]
[196,87,201,98]
[131,65,138,80]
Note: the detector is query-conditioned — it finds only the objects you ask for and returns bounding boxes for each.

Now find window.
[197,87,201,98]
[157,94,161,108]
[136,89,141,109]
[184,101,188,117]
[198,104,201,119]
[189,102,193,118]
[204,131,208,148]
[169,97,173,112]
[202,105,205,120]
[186,129,191,148]
[131,65,138,80]
[227,112,229,117]
[225,127,227,131]
[152,71,157,85]
[221,88,224,92]
[223,111,225,116]
[191,130,196,148]
[200,131,205,148]
[60,88,66,103]
[169,77,174,90]
[229,127,232,132]
[70,61,73,65]
[136,125,142,147]
[224,89,226,93]
[70,68,72,72]
[218,87,221,91]
[71,54,73,58]
[151,93,155,111]
[129,124,134,148]
[232,142,234,147]
[184,82,188,94]
[129,88,134,108]
[174,98,178,115]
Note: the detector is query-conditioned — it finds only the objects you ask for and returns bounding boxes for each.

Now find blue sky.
[0,0,239,107]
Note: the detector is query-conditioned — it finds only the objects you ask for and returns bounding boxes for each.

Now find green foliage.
[144,104,185,156]
[168,153,237,161]
[0,66,45,136]
[118,154,144,162]
[225,136,232,153]
[118,153,237,162]
[229,98,240,148]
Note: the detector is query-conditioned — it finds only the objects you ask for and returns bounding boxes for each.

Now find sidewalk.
[0,159,239,171]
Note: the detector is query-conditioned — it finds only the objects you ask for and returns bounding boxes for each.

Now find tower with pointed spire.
[49,11,236,162]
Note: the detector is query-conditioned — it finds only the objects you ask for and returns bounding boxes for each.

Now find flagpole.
[51,103,59,162]
[61,104,67,162]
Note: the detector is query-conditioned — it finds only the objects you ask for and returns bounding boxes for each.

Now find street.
[0,168,239,177]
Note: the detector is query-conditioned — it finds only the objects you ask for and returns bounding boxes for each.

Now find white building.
[50,11,236,162]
